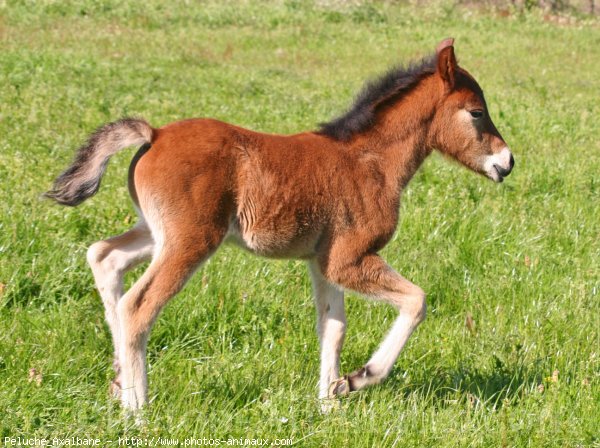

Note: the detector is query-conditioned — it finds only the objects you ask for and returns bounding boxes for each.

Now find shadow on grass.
[386,358,545,409]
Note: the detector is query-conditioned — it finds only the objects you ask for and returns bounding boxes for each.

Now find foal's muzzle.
[484,147,514,183]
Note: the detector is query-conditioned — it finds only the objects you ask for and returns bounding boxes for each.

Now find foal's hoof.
[328,377,350,398]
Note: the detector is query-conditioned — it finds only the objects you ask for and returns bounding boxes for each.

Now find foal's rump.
[128,119,239,245]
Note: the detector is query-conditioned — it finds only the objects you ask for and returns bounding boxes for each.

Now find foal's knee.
[87,241,108,272]
[87,241,125,277]
[404,287,427,324]
[384,283,426,323]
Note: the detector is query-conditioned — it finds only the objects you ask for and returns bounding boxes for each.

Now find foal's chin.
[486,170,504,183]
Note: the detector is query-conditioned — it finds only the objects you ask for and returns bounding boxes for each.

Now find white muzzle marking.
[483,147,513,182]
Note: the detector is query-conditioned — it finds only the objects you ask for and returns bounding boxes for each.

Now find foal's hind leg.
[117,232,223,411]
[87,223,154,395]
[320,250,426,395]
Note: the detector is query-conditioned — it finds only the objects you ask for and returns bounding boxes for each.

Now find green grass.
[0,1,598,446]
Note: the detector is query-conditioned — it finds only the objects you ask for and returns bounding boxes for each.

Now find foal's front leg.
[321,252,426,394]
[308,260,346,403]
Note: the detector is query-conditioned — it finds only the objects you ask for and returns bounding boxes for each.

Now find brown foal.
[46,38,514,411]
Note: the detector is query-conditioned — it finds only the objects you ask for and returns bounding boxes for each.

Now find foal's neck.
[349,75,440,191]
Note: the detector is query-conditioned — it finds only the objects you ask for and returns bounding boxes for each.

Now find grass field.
[0,1,599,446]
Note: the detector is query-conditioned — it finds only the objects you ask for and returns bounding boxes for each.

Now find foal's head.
[429,38,514,182]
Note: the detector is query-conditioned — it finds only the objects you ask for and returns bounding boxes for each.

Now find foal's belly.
[225,220,320,259]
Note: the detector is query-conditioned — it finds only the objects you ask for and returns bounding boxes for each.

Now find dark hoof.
[328,377,350,397]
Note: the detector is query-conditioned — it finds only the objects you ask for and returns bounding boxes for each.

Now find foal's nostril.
[509,153,515,170]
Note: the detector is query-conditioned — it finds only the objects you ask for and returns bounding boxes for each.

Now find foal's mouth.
[493,164,507,182]
[491,161,514,183]
[491,165,504,183]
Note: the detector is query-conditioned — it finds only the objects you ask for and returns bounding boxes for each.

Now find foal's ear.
[436,38,457,90]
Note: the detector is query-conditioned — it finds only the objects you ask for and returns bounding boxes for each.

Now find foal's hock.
[46,38,514,411]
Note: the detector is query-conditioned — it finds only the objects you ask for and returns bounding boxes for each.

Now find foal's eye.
[469,110,484,119]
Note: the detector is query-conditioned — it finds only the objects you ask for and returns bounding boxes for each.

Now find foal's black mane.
[318,54,438,141]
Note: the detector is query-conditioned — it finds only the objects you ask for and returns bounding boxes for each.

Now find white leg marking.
[366,312,421,378]
[117,265,156,411]
[118,326,149,411]
[308,260,346,400]
[362,289,426,385]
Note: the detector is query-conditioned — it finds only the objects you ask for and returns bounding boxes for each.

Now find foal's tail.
[45,118,154,206]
